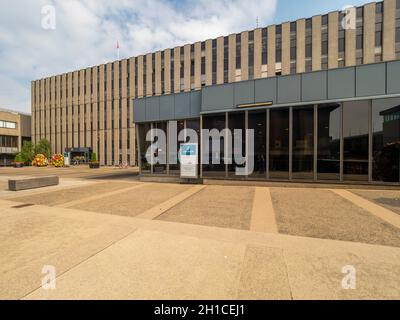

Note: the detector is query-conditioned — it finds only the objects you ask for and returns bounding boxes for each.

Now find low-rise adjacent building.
[0,108,31,166]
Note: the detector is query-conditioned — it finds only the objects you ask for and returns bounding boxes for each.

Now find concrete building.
[32,0,400,183]
[0,108,31,166]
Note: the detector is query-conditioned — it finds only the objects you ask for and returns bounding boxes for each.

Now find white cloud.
[0,0,277,113]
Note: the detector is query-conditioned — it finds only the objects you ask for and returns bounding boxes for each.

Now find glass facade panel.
[153,122,168,174]
[372,98,400,182]
[249,110,267,177]
[269,108,289,179]
[202,114,226,177]
[169,120,185,175]
[317,103,341,180]
[136,99,399,185]
[138,123,151,173]
[186,119,201,170]
[343,100,369,181]
[228,112,246,176]
[292,106,314,180]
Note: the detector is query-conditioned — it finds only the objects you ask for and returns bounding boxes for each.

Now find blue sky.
[0,0,372,113]
[274,0,370,24]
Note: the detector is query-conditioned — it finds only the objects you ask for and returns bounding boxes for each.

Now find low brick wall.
[8,176,59,191]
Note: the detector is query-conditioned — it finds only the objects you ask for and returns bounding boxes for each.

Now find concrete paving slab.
[250,187,278,233]
[271,188,400,247]
[0,178,95,199]
[284,248,400,300]
[71,183,189,217]
[25,229,247,300]
[237,245,292,299]
[332,189,400,230]
[7,181,136,206]
[0,200,137,300]
[157,185,254,230]
[136,185,206,220]
[351,190,400,215]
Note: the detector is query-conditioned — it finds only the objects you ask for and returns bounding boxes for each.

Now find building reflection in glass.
[372,98,400,182]
[292,106,314,179]
[248,110,267,178]
[269,108,289,179]
[202,114,226,177]
[317,103,341,180]
[343,100,369,181]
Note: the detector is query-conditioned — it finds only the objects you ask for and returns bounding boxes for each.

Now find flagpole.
[117,40,120,60]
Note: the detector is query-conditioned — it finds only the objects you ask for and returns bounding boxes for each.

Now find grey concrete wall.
[134,90,202,122]
[134,61,400,122]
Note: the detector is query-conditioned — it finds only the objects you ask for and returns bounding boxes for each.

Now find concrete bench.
[8,176,59,191]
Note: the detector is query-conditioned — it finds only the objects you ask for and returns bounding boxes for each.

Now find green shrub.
[14,153,23,163]
[34,139,51,159]
[21,141,35,163]
[91,152,98,162]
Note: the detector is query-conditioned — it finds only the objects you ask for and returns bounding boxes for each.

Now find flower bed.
[32,154,48,167]
[51,154,64,167]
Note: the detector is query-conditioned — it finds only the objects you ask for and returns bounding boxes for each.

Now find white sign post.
[64,152,70,167]
[180,143,198,179]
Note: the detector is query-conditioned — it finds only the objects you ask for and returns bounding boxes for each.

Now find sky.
[0,0,371,114]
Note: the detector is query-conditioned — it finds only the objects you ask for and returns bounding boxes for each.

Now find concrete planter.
[89,162,100,169]
[14,162,24,168]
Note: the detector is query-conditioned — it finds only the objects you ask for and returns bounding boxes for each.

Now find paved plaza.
[1,166,400,299]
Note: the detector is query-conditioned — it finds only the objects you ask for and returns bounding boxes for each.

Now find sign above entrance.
[237,101,273,109]
[180,143,198,179]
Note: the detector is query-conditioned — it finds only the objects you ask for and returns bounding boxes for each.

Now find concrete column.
[194,42,201,89]
[30,82,35,145]
[146,53,153,97]
[56,75,61,154]
[267,25,276,77]
[216,36,224,84]
[121,98,127,163]
[35,79,40,143]
[328,12,339,69]
[164,49,171,94]
[228,34,236,83]
[296,19,306,73]
[79,69,85,148]
[312,15,322,71]
[92,66,98,158]
[205,39,212,86]
[114,99,120,164]
[241,31,249,81]
[364,3,376,64]
[128,57,135,99]
[121,60,128,163]
[383,0,396,61]
[174,47,181,92]
[282,22,291,75]
[98,65,105,165]
[45,78,50,141]
[85,69,91,151]
[50,76,56,153]
[184,44,191,91]
[106,63,113,165]
[254,28,262,79]
[155,51,162,95]
[67,73,73,148]
[345,21,356,66]
[73,71,79,148]
[137,55,144,98]
[61,74,67,152]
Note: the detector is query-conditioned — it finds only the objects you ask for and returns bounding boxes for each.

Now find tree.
[35,139,51,159]
[21,141,35,164]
